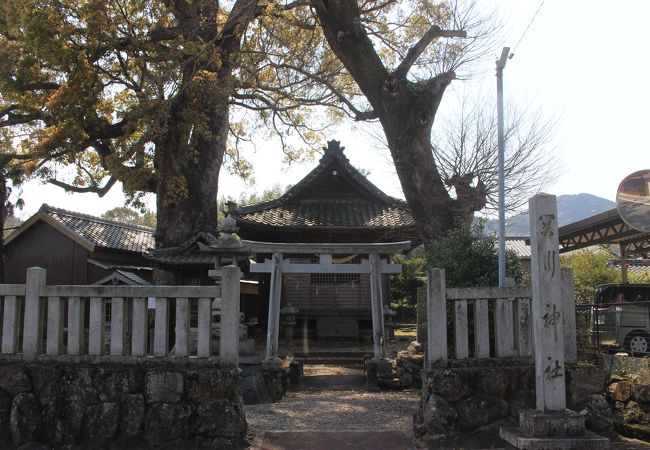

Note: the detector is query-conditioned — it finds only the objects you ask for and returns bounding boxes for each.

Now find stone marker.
[500,194,609,449]
[529,194,566,411]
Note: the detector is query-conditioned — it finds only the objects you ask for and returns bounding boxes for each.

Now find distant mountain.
[484,193,615,236]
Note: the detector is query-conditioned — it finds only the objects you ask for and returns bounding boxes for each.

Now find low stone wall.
[0,358,247,449]
[239,359,287,404]
[414,358,613,446]
[608,377,650,425]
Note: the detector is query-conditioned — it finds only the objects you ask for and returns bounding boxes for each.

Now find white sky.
[15,0,650,220]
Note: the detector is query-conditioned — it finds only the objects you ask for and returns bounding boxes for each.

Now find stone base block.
[519,409,586,437]
[261,357,283,371]
[365,358,392,390]
[500,426,610,450]
[240,338,255,355]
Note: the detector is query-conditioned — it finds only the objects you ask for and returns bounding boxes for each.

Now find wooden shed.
[4,204,154,285]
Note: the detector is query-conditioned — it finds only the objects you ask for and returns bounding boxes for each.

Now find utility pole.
[496,47,511,288]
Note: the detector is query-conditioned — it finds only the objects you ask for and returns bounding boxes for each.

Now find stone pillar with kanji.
[500,194,609,449]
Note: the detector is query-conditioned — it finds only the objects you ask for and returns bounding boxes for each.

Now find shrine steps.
[292,350,371,367]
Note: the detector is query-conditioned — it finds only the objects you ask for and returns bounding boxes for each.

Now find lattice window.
[310,273,360,285]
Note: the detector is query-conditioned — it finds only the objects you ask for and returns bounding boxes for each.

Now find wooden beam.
[250,259,402,274]
[242,240,411,254]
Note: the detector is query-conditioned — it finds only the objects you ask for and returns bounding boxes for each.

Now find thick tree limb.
[360,0,397,14]
[83,118,129,141]
[48,175,117,197]
[310,0,388,101]
[0,105,20,118]
[0,112,44,127]
[16,81,61,91]
[393,25,466,79]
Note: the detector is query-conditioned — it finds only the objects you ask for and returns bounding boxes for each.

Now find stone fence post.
[220,265,241,368]
[23,267,46,361]
[426,268,447,366]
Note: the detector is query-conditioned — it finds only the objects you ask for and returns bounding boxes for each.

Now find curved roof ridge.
[237,140,403,210]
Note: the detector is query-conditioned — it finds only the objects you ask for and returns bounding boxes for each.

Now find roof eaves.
[4,209,97,252]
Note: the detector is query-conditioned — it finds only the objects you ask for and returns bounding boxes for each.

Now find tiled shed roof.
[46,205,155,252]
[6,204,155,253]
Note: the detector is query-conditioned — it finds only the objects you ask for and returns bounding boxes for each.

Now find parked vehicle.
[592,283,650,354]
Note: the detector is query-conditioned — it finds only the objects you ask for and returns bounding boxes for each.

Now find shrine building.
[229,140,418,340]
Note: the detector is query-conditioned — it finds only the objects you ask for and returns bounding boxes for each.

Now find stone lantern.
[200,215,255,355]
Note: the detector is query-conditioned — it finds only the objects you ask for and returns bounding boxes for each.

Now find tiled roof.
[42,204,154,253]
[237,199,414,228]
[145,230,219,265]
[234,140,415,229]
[94,270,152,286]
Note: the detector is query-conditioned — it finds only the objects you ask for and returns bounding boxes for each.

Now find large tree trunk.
[377,81,459,248]
[0,175,6,283]
[155,102,228,249]
[311,0,468,249]
[153,0,257,251]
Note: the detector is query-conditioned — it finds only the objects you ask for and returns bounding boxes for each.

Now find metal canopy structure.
[557,207,650,282]
[558,208,650,256]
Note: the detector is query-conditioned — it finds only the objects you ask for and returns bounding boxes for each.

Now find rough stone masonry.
[0,359,247,449]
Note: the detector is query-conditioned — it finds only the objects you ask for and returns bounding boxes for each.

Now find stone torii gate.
[245,240,411,363]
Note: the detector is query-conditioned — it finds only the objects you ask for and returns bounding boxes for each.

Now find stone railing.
[426,267,577,363]
[0,266,242,367]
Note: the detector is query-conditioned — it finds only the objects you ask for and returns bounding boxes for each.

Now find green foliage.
[629,270,650,284]
[0,0,350,199]
[238,184,290,206]
[560,249,619,304]
[3,214,22,238]
[390,252,426,320]
[426,221,523,288]
[102,207,156,228]
[217,184,290,222]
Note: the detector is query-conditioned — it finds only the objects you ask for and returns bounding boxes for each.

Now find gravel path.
[245,388,420,438]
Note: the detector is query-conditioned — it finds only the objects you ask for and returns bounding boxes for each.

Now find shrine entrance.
[244,240,411,363]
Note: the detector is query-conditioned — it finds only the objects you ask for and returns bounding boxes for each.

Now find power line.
[513,0,546,53]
